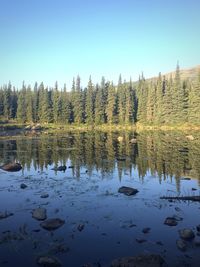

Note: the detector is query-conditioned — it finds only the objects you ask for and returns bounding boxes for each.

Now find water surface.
[0,131,200,266]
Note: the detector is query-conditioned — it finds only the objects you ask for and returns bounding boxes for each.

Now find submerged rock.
[37,256,61,267]
[179,229,195,240]
[40,218,65,231]
[196,225,200,232]
[118,186,139,196]
[77,224,85,232]
[0,211,13,220]
[111,254,164,267]
[40,193,49,198]
[52,166,66,172]
[142,227,151,234]
[130,138,137,144]
[32,208,47,221]
[164,217,178,226]
[0,162,22,172]
[176,239,187,251]
[20,183,28,189]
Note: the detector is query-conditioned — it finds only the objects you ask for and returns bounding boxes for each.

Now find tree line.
[0,64,200,125]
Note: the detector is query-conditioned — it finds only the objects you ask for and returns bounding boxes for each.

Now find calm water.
[0,131,200,267]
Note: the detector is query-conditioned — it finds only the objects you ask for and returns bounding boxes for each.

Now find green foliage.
[1,65,200,126]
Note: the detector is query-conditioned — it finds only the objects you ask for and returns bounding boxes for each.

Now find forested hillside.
[0,64,200,125]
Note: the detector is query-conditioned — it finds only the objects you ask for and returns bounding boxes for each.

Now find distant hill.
[164,65,200,81]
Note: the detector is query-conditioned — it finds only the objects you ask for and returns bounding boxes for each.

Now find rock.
[179,229,195,240]
[32,124,42,131]
[77,224,85,232]
[40,193,49,198]
[40,218,65,231]
[136,238,147,243]
[0,211,13,220]
[0,162,22,172]
[130,138,137,144]
[196,225,200,232]
[117,136,123,142]
[52,166,66,172]
[176,239,187,251]
[111,254,164,267]
[25,125,32,130]
[192,188,197,191]
[142,227,151,234]
[164,217,178,226]
[180,177,191,180]
[118,186,139,196]
[20,183,28,189]
[186,135,194,141]
[37,256,61,267]
[32,208,47,221]
[194,238,200,247]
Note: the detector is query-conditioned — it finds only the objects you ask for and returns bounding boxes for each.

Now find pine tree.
[106,82,116,124]
[188,70,200,124]
[3,82,12,120]
[26,85,33,123]
[0,88,4,116]
[74,75,83,124]
[154,72,164,124]
[17,82,26,123]
[137,74,148,123]
[60,84,71,124]
[85,76,94,124]
[146,81,156,123]
[52,82,60,124]
[125,79,135,124]
[94,83,105,125]
[32,82,39,123]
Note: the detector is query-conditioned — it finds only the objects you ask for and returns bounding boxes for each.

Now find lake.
[0,131,200,267]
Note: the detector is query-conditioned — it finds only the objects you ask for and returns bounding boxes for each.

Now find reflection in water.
[1,131,200,267]
[1,131,200,191]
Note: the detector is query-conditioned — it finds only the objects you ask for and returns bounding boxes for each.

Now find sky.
[0,0,200,89]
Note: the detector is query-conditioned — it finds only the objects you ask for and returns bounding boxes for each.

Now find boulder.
[176,239,187,251]
[37,256,61,267]
[20,183,27,189]
[118,186,139,196]
[117,136,123,142]
[164,217,178,226]
[40,218,65,231]
[186,135,194,141]
[111,254,164,267]
[0,162,22,172]
[52,166,66,172]
[179,229,195,240]
[32,208,47,221]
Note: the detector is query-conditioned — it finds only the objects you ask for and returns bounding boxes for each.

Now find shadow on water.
[0,131,200,266]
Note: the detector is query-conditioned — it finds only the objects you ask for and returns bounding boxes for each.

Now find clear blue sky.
[0,0,200,89]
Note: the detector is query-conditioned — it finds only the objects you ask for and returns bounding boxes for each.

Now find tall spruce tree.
[85,76,94,124]
[106,82,116,124]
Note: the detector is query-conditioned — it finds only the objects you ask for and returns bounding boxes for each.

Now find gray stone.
[32,208,47,221]
[77,224,85,232]
[111,254,164,267]
[20,183,27,189]
[40,218,65,231]
[118,186,139,196]
[179,229,195,240]
[0,162,22,172]
[0,211,13,220]
[176,239,187,251]
[37,256,61,267]
[142,227,151,234]
[164,217,178,226]
[40,193,49,198]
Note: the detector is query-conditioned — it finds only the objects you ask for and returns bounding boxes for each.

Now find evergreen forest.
[0,64,200,126]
